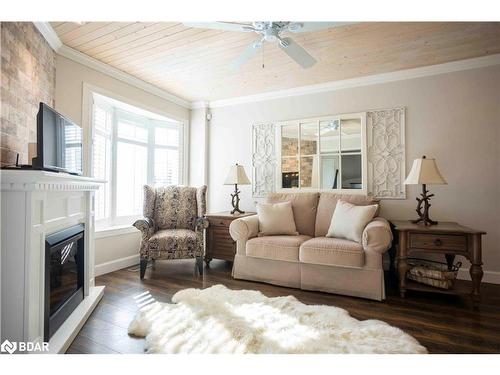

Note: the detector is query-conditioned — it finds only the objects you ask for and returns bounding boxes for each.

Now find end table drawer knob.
[434,238,442,246]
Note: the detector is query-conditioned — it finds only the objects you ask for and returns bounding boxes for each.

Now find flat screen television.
[32,103,83,175]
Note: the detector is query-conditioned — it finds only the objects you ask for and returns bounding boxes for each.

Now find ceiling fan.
[183,22,352,70]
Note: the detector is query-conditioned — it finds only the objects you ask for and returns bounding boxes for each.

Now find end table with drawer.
[205,212,256,265]
[390,220,486,302]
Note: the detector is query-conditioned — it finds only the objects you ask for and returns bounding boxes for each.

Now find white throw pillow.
[257,201,298,236]
[326,200,378,243]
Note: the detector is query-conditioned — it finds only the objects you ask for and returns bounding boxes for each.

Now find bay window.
[91,94,185,228]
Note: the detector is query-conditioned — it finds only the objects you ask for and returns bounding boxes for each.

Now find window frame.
[275,112,367,194]
[89,92,186,229]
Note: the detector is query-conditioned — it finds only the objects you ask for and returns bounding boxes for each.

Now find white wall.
[55,55,191,274]
[198,65,500,282]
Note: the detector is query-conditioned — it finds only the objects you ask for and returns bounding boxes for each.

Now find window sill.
[95,224,139,239]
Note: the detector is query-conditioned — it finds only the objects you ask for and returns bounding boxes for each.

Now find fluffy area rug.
[128,284,427,354]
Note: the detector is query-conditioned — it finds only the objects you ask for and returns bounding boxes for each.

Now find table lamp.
[404,156,447,226]
[224,163,251,215]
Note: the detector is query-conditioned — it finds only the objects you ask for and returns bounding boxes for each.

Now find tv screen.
[34,103,83,175]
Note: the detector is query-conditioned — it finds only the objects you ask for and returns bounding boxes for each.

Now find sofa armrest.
[229,215,259,255]
[362,217,393,254]
[133,217,155,241]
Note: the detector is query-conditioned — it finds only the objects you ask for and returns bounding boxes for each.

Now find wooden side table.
[205,211,256,265]
[390,220,486,303]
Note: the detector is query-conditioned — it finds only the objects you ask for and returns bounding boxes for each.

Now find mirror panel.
[281,124,299,188]
[320,155,340,189]
[341,154,362,189]
[340,118,361,153]
[319,119,340,153]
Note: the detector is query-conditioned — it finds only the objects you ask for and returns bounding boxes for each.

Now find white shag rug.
[128,284,427,354]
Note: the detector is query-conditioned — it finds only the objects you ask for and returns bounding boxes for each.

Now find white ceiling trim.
[34,22,500,111]
[33,22,191,109]
[58,45,191,108]
[33,22,63,51]
[207,53,500,108]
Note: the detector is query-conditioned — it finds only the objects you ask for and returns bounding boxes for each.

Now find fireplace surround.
[1,170,104,353]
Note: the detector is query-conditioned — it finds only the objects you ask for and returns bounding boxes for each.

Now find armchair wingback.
[134,185,208,279]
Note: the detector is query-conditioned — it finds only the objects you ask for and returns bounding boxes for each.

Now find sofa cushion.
[299,237,364,268]
[315,193,379,237]
[246,235,312,262]
[257,201,298,236]
[267,192,319,237]
[327,200,378,243]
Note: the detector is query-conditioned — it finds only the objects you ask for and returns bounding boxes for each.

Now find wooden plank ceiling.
[51,22,500,102]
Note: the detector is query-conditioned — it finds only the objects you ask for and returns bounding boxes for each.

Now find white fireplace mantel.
[1,170,105,353]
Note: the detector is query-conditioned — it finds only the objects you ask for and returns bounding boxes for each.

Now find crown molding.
[33,22,191,109]
[206,53,500,108]
[190,101,209,109]
[58,45,191,108]
[33,22,63,51]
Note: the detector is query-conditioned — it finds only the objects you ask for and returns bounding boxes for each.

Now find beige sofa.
[229,192,393,300]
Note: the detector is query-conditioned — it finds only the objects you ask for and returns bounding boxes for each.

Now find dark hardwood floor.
[67,259,500,354]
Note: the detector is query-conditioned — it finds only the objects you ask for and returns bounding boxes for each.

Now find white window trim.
[82,82,189,180]
[275,112,367,194]
[82,83,189,231]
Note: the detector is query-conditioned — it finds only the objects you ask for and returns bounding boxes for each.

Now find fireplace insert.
[44,224,85,341]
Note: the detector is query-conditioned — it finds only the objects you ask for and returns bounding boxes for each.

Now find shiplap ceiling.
[51,22,500,102]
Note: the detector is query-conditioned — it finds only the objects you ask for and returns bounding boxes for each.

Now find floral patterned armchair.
[133,185,208,279]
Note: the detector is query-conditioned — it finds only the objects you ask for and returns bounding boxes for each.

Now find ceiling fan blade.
[231,41,262,70]
[288,22,355,33]
[183,22,253,32]
[278,37,316,69]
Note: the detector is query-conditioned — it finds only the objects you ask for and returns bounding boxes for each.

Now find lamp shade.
[404,157,447,185]
[224,164,251,185]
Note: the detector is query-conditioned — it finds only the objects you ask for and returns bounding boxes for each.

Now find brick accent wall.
[1,22,56,167]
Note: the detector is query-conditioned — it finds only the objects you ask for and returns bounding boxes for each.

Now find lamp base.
[413,184,438,226]
[231,208,245,215]
[230,184,244,215]
[411,217,438,226]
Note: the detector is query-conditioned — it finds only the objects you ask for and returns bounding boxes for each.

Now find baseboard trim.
[457,268,500,285]
[95,254,139,277]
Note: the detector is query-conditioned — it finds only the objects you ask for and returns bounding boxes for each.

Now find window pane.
[321,155,340,189]
[340,118,361,152]
[117,119,148,143]
[300,123,317,155]
[93,133,111,220]
[93,105,112,134]
[116,142,147,216]
[320,119,340,153]
[154,148,179,186]
[341,154,362,189]
[155,126,179,147]
[300,156,318,188]
[281,157,299,188]
[281,125,298,157]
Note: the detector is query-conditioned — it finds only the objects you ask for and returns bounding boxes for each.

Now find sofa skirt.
[300,263,385,301]
[232,254,301,288]
[232,254,385,301]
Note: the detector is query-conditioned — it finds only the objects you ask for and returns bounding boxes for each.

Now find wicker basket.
[407,258,462,289]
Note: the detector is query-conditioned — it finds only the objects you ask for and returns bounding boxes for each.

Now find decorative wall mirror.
[252,107,405,199]
[275,112,367,193]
